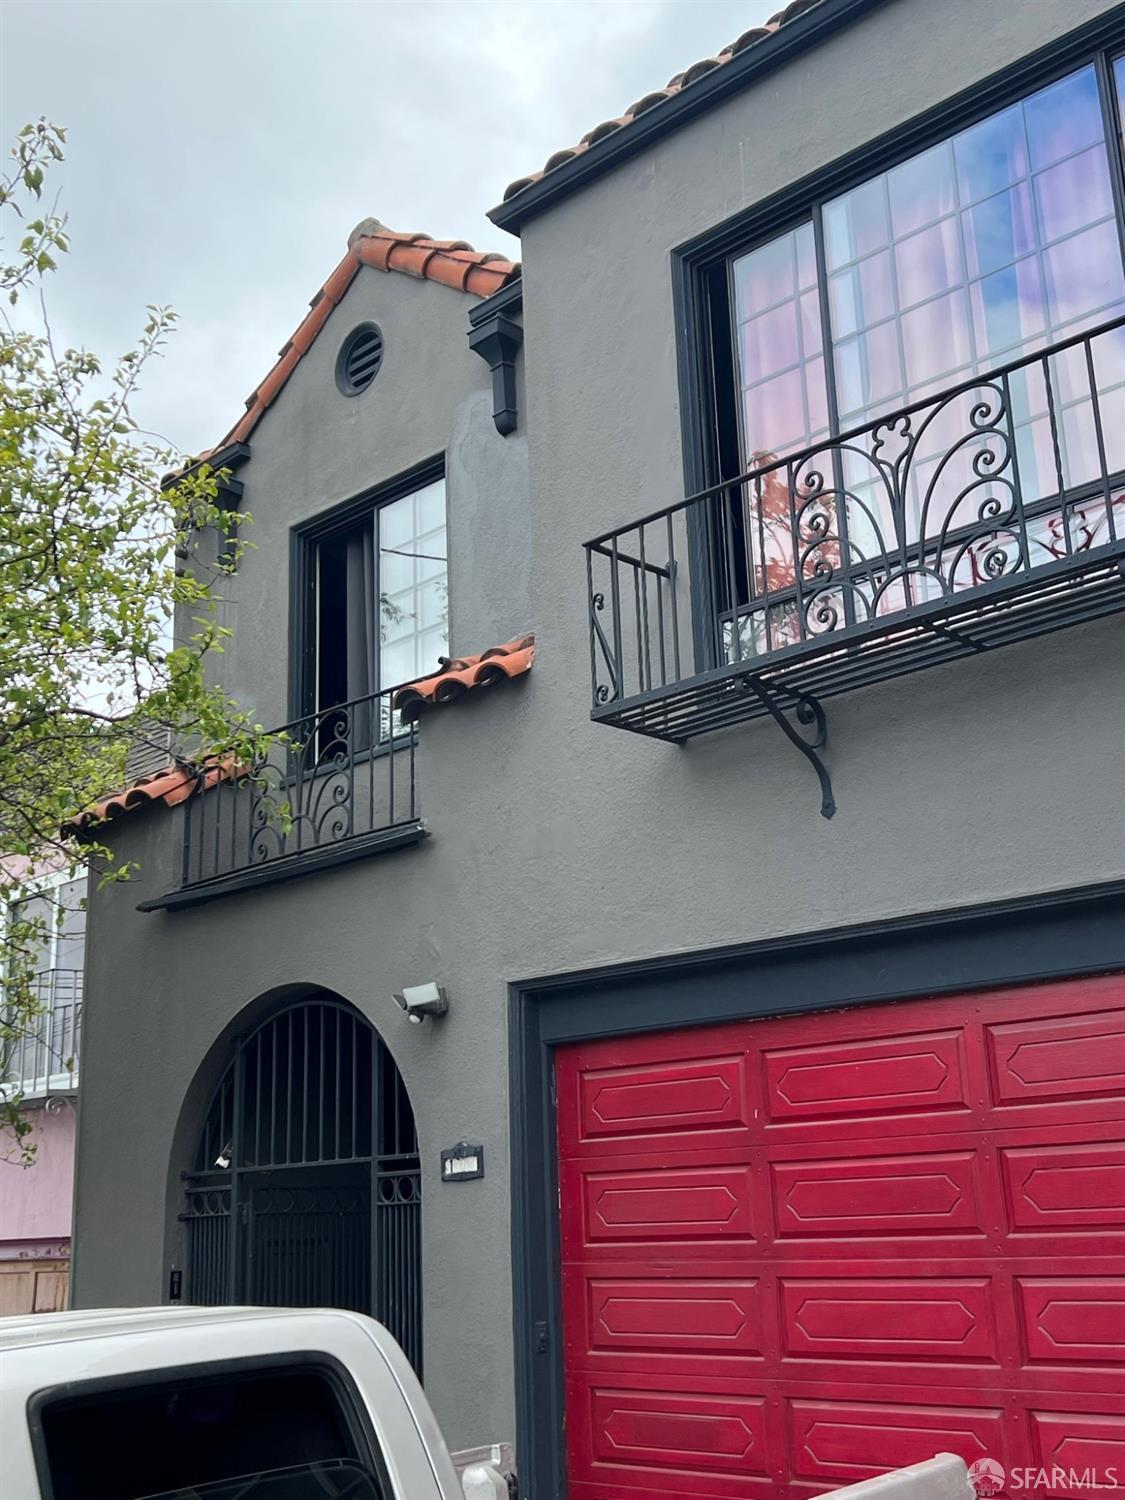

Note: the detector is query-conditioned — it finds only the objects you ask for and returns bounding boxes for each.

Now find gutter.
[487,0,886,234]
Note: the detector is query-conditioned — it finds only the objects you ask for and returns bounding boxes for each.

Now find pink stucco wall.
[0,1105,75,1243]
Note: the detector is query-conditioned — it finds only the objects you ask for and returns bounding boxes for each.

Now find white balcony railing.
[2,969,83,1099]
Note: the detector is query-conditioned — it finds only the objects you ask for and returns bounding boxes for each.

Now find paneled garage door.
[557,975,1125,1499]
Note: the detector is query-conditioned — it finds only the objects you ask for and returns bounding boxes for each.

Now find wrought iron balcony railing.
[143,685,423,910]
[585,318,1125,816]
[2,969,82,1098]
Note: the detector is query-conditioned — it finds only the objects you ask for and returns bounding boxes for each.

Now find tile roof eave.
[211,221,520,454]
[488,0,880,233]
[62,758,239,839]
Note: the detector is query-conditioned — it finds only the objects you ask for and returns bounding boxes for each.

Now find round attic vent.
[336,322,384,395]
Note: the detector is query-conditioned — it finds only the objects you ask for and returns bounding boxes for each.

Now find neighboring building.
[1,867,85,1314]
[69,2,1125,1496]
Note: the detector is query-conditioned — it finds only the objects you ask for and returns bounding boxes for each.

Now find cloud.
[2,0,770,454]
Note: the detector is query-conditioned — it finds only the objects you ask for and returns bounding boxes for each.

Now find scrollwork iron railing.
[179,686,418,888]
[585,318,1125,743]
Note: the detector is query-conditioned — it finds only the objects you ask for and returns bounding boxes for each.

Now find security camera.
[392,981,449,1024]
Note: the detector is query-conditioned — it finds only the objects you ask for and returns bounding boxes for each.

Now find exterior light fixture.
[392,982,449,1025]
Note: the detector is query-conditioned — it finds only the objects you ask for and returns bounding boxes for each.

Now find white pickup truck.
[2,1305,976,1500]
[0,1305,495,1500]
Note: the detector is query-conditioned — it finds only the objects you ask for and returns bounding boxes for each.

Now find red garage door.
[557,975,1125,1499]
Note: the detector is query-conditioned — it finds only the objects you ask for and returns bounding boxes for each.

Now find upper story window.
[2,872,85,1096]
[298,469,448,727]
[586,37,1125,795]
[708,56,1125,631]
[729,62,1125,466]
[12,876,86,976]
[733,220,828,461]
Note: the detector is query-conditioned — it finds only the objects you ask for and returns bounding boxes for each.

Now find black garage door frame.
[507,877,1125,1500]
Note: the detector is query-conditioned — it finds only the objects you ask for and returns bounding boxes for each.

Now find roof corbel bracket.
[737,675,836,819]
[468,311,522,436]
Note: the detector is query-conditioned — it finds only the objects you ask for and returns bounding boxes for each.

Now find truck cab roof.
[0,1303,355,1351]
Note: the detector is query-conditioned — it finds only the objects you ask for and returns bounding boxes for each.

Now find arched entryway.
[180,994,421,1372]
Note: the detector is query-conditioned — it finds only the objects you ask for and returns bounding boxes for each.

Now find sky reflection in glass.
[728,59,1125,576]
[733,220,829,457]
[823,62,1120,426]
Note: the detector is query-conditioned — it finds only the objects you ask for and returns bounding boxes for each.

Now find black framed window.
[699,46,1125,647]
[721,59,1125,473]
[294,463,448,723]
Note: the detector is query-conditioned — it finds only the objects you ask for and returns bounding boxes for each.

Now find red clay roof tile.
[211,220,520,453]
[63,757,239,836]
[66,637,535,833]
[392,634,535,723]
[501,0,828,203]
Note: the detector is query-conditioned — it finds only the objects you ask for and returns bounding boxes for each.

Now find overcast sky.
[2,0,773,457]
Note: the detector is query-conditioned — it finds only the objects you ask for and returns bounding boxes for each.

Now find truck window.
[31,1360,389,1500]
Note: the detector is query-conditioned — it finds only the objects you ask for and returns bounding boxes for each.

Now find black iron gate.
[181,996,422,1373]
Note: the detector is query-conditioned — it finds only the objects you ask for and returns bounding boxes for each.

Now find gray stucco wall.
[213,262,531,720]
[73,261,535,1447]
[73,0,1125,1459]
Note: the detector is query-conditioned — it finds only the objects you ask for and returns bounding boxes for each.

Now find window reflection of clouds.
[729,60,1125,573]
[378,479,448,691]
[821,62,1122,433]
[733,221,829,458]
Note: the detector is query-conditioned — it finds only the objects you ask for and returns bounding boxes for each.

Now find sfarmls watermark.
[970,1458,1120,1495]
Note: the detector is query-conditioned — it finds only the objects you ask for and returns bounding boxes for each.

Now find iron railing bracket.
[736,675,836,819]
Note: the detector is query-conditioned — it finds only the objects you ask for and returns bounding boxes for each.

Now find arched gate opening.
[181,994,421,1372]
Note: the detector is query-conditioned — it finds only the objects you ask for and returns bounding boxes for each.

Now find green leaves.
[1,121,260,1159]
[3,121,67,303]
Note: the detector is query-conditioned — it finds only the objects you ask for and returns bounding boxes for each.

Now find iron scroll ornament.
[581,314,1125,828]
[590,591,620,706]
[248,707,357,865]
[782,376,1025,640]
[736,677,835,819]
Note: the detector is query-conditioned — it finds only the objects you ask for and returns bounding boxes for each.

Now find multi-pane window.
[11,878,86,977]
[305,475,448,725]
[375,478,448,692]
[733,64,1125,459]
[822,66,1124,428]
[3,875,85,1093]
[733,221,828,460]
[721,57,1125,640]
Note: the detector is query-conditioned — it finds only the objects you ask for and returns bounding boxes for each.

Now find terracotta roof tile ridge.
[214,219,520,451]
[501,0,825,202]
[392,632,535,722]
[348,217,520,295]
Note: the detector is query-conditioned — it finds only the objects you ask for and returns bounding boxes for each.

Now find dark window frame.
[671,12,1125,667]
[288,454,446,724]
[27,1351,394,1500]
